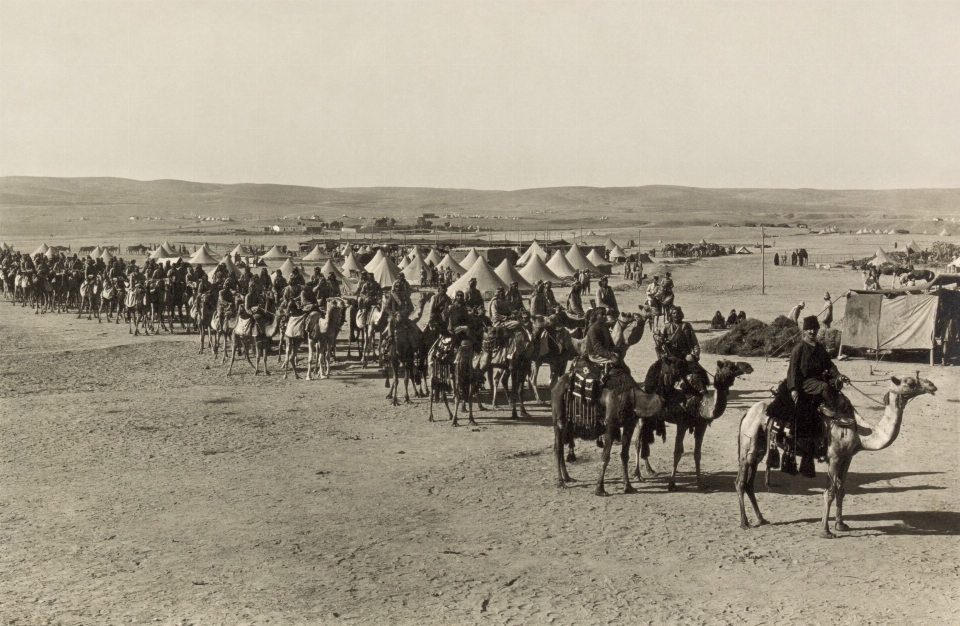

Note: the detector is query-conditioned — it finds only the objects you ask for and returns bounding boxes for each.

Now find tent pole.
[761,226,765,294]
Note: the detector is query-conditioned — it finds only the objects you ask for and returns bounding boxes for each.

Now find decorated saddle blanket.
[285,313,308,339]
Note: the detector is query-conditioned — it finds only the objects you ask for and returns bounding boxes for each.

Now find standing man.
[788,301,806,326]
[819,292,834,329]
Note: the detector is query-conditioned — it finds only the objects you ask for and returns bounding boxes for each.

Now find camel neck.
[856,388,906,452]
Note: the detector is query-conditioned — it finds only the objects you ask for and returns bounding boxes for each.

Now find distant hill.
[2,177,959,232]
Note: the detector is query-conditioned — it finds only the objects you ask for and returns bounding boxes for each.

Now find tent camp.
[372,255,403,288]
[446,257,509,298]
[493,259,534,292]
[188,248,219,265]
[301,244,325,261]
[261,245,288,260]
[398,256,411,270]
[230,244,253,258]
[608,245,627,261]
[868,248,896,267]
[363,249,386,273]
[149,245,176,260]
[43,247,56,260]
[546,250,577,278]
[277,258,297,279]
[518,253,562,284]
[401,255,427,284]
[564,245,600,273]
[341,251,363,275]
[604,238,619,251]
[516,241,548,265]
[437,253,466,276]
[207,255,243,279]
[842,286,960,365]
[320,259,345,281]
[88,246,104,259]
[734,246,753,254]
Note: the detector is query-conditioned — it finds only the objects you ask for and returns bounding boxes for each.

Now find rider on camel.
[506,281,524,314]
[430,281,452,326]
[584,307,620,367]
[530,281,551,316]
[644,306,707,400]
[596,276,618,314]
[216,284,235,329]
[489,286,521,331]
[464,277,484,313]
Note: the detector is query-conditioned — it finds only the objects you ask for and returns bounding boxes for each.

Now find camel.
[633,359,754,491]
[125,283,149,336]
[99,277,124,323]
[551,371,648,496]
[78,276,101,321]
[306,299,345,380]
[382,313,421,405]
[229,308,278,376]
[281,309,311,379]
[735,374,937,537]
[191,290,217,353]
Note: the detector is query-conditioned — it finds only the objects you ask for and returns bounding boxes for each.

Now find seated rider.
[710,310,726,329]
[505,281,524,314]
[489,286,521,332]
[430,282,452,327]
[583,307,620,367]
[530,281,551,317]
[566,281,585,317]
[644,306,707,400]
[596,276,618,314]
[788,315,848,417]
[216,285,235,329]
[244,281,267,332]
[464,277,484,313]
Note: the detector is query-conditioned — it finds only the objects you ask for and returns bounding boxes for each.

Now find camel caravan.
[1,240,942,536]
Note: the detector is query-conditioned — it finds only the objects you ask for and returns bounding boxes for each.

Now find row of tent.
[857,228,953,237]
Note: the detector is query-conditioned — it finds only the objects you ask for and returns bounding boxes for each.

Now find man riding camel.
[596,276,618,314]
[464,277,484,313]
[505,281,524,314]
[644,306,707,400]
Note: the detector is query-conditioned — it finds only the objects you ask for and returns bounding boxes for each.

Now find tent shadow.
[661,470,945,495]
[772,510,960,536]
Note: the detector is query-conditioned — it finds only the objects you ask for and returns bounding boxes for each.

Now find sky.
[1,0,958,190]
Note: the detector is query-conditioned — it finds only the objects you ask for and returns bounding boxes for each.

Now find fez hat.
[802,315,820,332]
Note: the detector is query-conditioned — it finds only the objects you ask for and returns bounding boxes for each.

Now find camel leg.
[736,430,768,528]
[307,340,315,380]
[820,456,843,538]
[667,426,686,491]
[513,365,530,420]
[227,340,238,375]
[402,366,411,405]
[452,389,461,427]
[566,440,576,463]
[633,424,659,480]
[833,456,853,532]
[620,422,637,494]
[552,396,572,487]
[530,362,542,402]
[693,422,709,490]
[595,427,614,496]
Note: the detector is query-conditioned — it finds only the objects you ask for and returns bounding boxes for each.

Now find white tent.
[230,244,252,257]
[437,253,466,276]
[320,258,345,280]
[188,248,219,265]
[519,253,563,284]
[207,255,243,279]
[868,248,895,267]
[546,250,577,278]
[88,245,104,259]
[44,247,57,260]
[341,250,363,274]
[460,248,481,269]
[278,258,297,279]
[371,255,402,288]
[516,241,548,265]
[401,254,427,284]
[0,242,11,251]
[149,245,176,259]
[446,257,509,298]
[364,249,386,273]
[906,240,922,253]
[604,238,619,251]
[494,259,534,292]
[425,249,444,266]
[586,249,611,266]
[939,229,949,237]
[949,256,960,268]
[564,245,600,273]
[734,246,753,254]
[608,245,627,261]
[301,244,325,261]
[99,249,115,262]
[398,256,411,270]
[261,245,288,260]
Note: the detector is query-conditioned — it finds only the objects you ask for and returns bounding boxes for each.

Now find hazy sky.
[1,0,958,189]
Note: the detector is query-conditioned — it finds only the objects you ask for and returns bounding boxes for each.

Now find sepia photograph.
[1,1,958,624]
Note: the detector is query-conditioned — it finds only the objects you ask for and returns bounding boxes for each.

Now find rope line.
[846,382,887,406]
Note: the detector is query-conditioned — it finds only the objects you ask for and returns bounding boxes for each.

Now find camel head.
[713,359,754,389]
[888,374,937,403]
[635,303,656,320]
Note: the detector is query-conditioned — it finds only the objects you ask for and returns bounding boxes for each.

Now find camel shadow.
[774,510,960,536]
[650,470,946,496]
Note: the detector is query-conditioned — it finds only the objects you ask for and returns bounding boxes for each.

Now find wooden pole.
[761,226,765,295]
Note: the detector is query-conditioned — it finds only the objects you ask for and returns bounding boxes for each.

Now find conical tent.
[341,250,363,274]
[939,229,949,237]
[564,245,600,273]
[604,238,618,251]
[518,253,563,284]
[586,249,611,266]
[231,244,252,257]
[99,249,115,262]
[735,246,753,254]
[261,245,287,259]
[372,255,402,288]
[150,245,175,259]
[32,243,49,256]
[398,256,411,270]
[320,259,345,280]
[460,248,481,269]
[89,246,104,259]
[44,247,57,260]
[516,241,548,265]
[608,245,627,261]
[698,238,707,245]
[446,257,509,298]
[546,249,576,278]
[188,248,219,264]
[0,242,11,251]
[301,244,325,261]
[276,258,297,279]
[208,254,242,279]
[200,243,216,256]
[868,248,895,267]
[906,240,922,253]
[364,249,386,273]
[437,253,465,275]
[494,259,533,292]
[402,255,427,284]
[425,249,443,266]
[407,246,423,260]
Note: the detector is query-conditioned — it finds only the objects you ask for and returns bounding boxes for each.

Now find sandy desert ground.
[2,232,958,626]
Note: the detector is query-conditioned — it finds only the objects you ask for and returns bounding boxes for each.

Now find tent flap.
[877,294,938,350]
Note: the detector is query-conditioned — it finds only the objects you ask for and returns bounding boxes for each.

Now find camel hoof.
[819,530,835,539]
[468,419,478,426]
[557,480,567,489]
[667,482,678,492]
[835,522,850,532]
[451,421,459,427]
[623,485,637,495]
[757,518,769,526]
[566,453,576,463]
[740,521,751,530]
[594,487,607,497]
[519,410,531,420]
[428,416,435,423]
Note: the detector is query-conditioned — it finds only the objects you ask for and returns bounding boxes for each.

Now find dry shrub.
[703,316,801,357]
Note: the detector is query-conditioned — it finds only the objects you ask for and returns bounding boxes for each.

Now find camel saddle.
[570,357,632,404]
